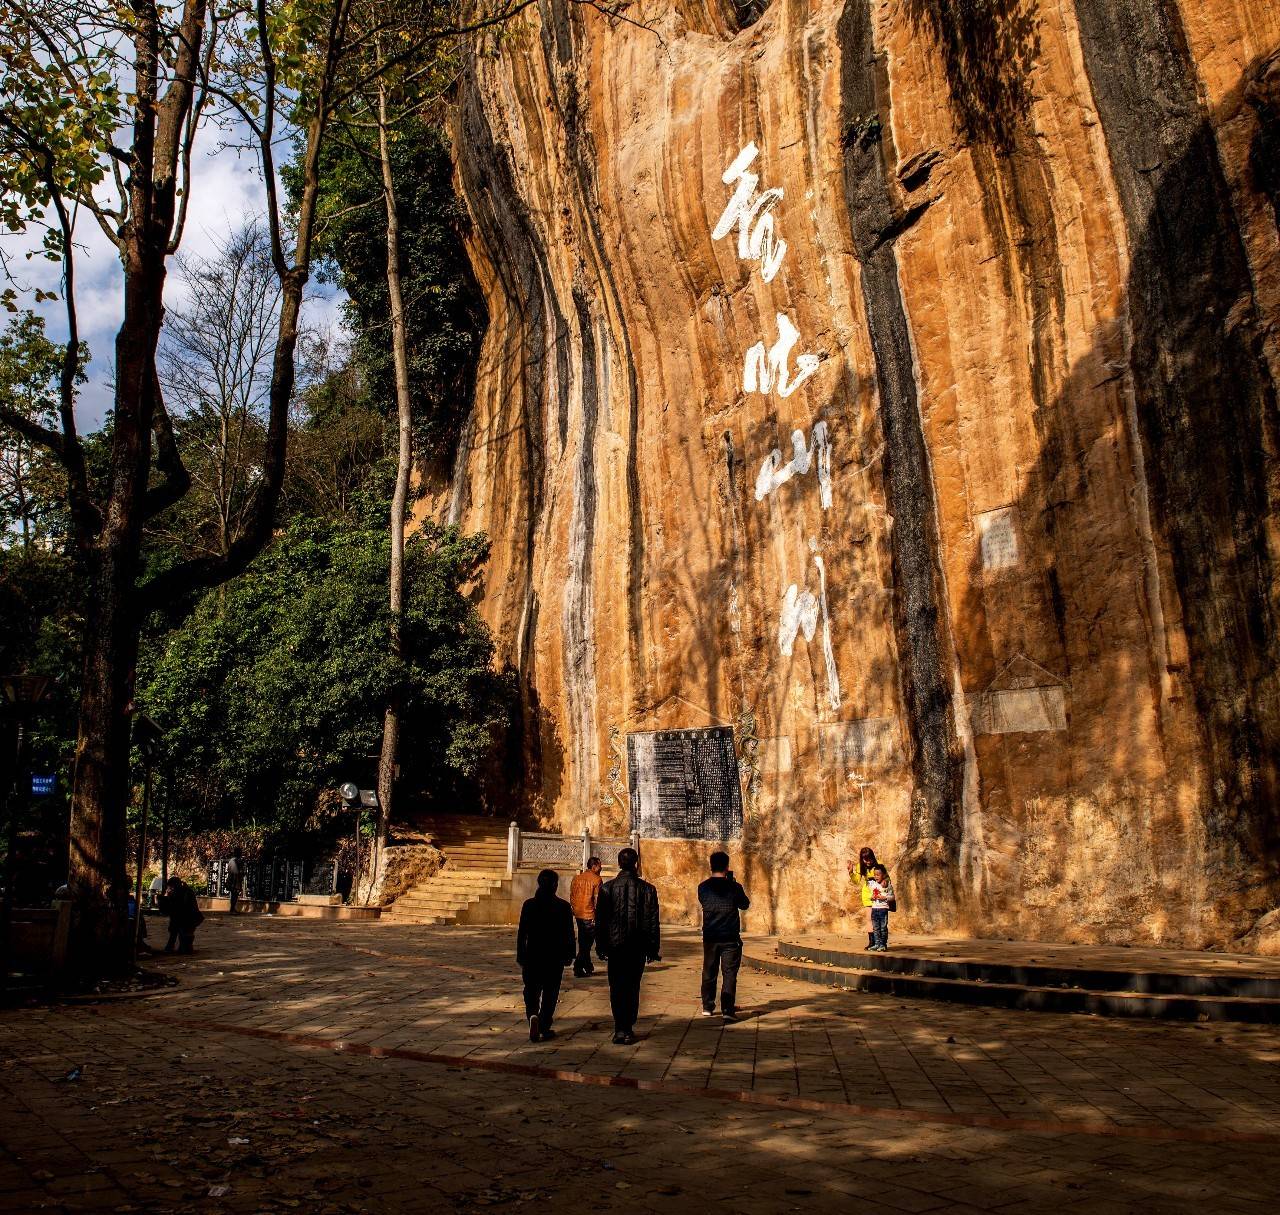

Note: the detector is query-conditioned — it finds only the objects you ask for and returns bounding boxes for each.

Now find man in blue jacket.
[697,851,750,1020]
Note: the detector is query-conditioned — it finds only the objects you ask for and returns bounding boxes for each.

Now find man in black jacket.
[159,876,204,954]
[516,869,576,1042]
[594,848,660,1044]
[697,851,750,1020]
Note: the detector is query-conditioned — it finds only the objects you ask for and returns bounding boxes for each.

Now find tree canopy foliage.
[308,115,484,461]
[143,508,512,835]
[0,0,526,946]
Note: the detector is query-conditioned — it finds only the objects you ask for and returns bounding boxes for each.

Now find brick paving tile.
[2,918,1279,1213]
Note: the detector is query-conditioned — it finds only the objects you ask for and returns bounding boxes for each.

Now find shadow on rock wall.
[876,2,1280,942]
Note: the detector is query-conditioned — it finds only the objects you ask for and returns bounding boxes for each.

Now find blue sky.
[6,142,345,430]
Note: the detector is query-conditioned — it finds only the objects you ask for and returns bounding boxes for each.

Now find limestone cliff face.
[434,0,1280,947]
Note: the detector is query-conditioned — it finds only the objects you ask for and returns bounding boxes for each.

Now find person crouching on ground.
[516,869,576,1042]
[159,876,203,954]
[847,847,879,950]
[868,863,895,952]
[594,847,660,1045]
[697,851,750,1021]
[569,855,603,977]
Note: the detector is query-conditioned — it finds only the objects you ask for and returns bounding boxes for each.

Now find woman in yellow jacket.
[847,847,879,950]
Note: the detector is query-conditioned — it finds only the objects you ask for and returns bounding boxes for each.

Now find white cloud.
[2,136,349,431]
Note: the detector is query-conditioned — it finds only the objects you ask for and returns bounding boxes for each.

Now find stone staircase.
[382,816,511,925]
[746,936,1280,1023]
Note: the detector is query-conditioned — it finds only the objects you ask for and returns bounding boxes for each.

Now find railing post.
[506,821,519,877]
[582,827,592,871]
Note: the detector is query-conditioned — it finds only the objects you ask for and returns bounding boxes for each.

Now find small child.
[867,864,894,952]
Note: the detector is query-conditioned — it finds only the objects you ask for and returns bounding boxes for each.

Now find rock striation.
[431,0,1280,948]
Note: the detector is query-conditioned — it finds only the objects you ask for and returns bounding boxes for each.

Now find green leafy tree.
[304,0,485,892]
[143,508,511,835]
[312,116,483,463]
[0,0,356,970]
[0,0,530,971]
[283,363,387,522]
[0,312,83,550]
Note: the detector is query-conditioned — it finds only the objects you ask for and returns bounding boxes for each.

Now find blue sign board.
[31,774,56,797]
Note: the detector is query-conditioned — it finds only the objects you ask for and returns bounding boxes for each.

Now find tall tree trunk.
[67,558,141,973]
[46,0,348,972]
[67,255,166,972]
[372,79,413,902]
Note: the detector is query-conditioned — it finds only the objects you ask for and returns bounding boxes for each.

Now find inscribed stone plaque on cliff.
[627,727,743,841]
[976,507,1019,570]
[758,736,793,774]
[968,687,1067,734]
[817,717,901,777]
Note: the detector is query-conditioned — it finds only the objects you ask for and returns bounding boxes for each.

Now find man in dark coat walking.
[159,876,203,954]
[594,847,660,1045]
[516,869,576,1042]
[697,851,750,1019]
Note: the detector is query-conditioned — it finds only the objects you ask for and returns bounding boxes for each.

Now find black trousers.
[165,926,195,953]
[701,941,742,1013]
[606,950,647,1034]
[574,919,596,975]
[522,964,564,1028]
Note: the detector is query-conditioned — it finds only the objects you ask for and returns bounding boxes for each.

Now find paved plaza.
[2,916,1279,1213]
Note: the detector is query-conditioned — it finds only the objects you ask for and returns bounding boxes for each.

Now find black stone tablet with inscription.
[627,726,743,840]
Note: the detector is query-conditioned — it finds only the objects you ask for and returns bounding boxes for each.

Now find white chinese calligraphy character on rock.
[743,313,820,398]
[755,421,832,509]
[777,540,842,712]
[712,142,787,283]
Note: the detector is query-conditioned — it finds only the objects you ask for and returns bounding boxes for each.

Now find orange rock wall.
[436,0,1280,947]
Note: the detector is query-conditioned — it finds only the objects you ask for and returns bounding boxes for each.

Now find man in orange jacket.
[569,856,603,977]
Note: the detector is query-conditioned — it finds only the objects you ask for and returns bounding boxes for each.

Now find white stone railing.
[506,823,638,876]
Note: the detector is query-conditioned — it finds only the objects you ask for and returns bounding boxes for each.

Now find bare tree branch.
[330,0,537,109]
[574,0,662,42]
[0,404,65,454]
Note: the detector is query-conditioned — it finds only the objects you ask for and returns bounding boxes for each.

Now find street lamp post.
[339,783,379,906]
[1,674,54,992]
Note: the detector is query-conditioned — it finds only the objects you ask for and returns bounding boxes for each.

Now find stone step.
[423,844,505,856]
[396,895,489,910]
[384,857,513,925]
[415,821,509,841]
[396,886,501,902]
[400,888,501,903]
[426,880,505,893]
[399,874,502,887]
[774,940,1280,1000]
[431,829,508,839]
[746,950,1280,1023]
[394,905,472,917]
